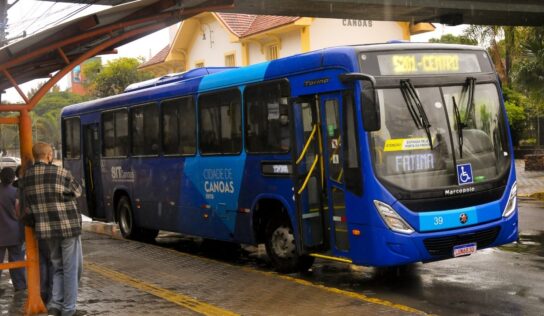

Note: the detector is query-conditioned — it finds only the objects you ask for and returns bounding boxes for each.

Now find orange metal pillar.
[19,108,47,315]
[19,109,33,168]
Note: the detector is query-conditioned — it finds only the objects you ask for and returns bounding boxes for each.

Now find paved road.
[2,198,542,315]
[516,160,544,196]
[154,198,544,316]
[291,198,544,316]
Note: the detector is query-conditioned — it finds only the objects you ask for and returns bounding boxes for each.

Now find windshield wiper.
[461,77,476,126]
[400,79,433,149]
[452,95,465,158]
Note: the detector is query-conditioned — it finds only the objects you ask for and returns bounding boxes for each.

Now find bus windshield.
[370,82,510,192]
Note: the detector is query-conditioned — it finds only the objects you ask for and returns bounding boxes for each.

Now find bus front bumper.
[348,210,518,267]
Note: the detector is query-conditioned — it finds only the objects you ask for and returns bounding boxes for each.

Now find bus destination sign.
[377,52,481,75]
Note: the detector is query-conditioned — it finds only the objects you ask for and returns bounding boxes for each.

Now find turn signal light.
[352,229,361,236]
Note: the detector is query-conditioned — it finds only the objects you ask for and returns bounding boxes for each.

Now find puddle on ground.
[499,231,544,257]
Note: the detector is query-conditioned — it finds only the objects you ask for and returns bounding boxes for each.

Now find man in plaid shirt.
[23,142,83,316]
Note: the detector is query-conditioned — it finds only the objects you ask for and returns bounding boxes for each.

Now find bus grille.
[423,227,501,257]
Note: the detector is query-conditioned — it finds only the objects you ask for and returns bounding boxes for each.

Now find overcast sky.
[4,1,170,103]
[3,1,465,103]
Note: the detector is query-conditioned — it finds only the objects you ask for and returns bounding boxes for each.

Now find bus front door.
[319,93,350,253]
[292,97,328,251]
[83,123,105,220]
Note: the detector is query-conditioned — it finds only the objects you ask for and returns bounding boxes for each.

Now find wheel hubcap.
[271,226,295,258]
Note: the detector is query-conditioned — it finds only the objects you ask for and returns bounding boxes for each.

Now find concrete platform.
[516,159,544,197]
[2,227,426,316]
[2,159,538,315]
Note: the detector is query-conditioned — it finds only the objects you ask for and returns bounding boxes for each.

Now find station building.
[139,12,434,75]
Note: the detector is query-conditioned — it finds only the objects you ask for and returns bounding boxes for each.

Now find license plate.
[453,242,477,257]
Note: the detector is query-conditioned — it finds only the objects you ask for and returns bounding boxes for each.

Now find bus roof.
[61,43,485,117]
[355,42,484,53]
[124,67,237,93]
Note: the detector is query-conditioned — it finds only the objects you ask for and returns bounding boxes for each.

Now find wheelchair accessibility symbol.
[457,163,473,185]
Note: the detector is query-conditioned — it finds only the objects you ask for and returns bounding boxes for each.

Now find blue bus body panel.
[61,45,518,267]
[198,63,270,92]
[348,212,518,267]
[345,156,518,266]
[417,203,502,232]
[183,155,247,239]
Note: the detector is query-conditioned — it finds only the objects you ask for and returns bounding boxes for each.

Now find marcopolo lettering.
[444,186,476,196]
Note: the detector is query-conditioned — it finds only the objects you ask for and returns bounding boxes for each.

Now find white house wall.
[309,19,404,50]
[281,30,302,58]
[187,19,242,68]
[248,41,265,64]
[183,17,406,70]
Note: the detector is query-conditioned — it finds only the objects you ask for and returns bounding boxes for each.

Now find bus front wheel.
[265,219,314,273]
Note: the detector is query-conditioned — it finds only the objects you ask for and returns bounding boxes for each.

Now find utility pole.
[0,0,7,46]
[0,0,20,47]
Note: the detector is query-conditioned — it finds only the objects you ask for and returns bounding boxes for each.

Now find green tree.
[31,91,90,149]
[428,34,477,45]
[514,27,544,104]
[464,26,509,85]
[83,57,154,98]
[503,87,528,147]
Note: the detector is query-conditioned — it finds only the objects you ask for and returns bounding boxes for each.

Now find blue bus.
[61,43,518,272]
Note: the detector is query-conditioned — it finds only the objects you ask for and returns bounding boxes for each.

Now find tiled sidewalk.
[515,159,544,196]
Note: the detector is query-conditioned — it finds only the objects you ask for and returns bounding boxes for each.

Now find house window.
[225,53,236,67]
[266,44,279,61]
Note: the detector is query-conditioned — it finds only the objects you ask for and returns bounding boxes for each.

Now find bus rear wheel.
[265,219,314,273]
[117,196,158,241]
[118,196,136,239]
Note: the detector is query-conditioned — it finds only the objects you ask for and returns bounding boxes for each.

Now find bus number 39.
[434,216,444,226]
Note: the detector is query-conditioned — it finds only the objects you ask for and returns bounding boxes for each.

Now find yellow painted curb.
[84,225,429,315]
[85,262,239,316]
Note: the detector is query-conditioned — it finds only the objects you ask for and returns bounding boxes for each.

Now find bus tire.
[265,219,314,273]
[118,196,137,240]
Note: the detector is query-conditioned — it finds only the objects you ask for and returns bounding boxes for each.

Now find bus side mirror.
[361,79,380,132]
[339,73,380,132]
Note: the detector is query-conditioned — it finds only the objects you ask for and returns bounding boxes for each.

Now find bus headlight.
[374,200,414,234]
[503,182,517,218]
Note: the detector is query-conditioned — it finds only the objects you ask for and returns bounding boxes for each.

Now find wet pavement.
[1,160,543,315]
[153,198,544,316]
[515,159,544,196]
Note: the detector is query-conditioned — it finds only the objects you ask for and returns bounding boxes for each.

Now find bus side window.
[244,80,290,153]
[63,117,81,159]
[131,103,159,156]
[343,92,362,195]
[161,97,196,156]
[199,89,241,155]
[102,109,128,157]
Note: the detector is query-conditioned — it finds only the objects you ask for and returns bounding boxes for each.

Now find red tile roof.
[139,44,170,68]
[215,13,257,37]
[215,13,300,37]
[140,14,301,70]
